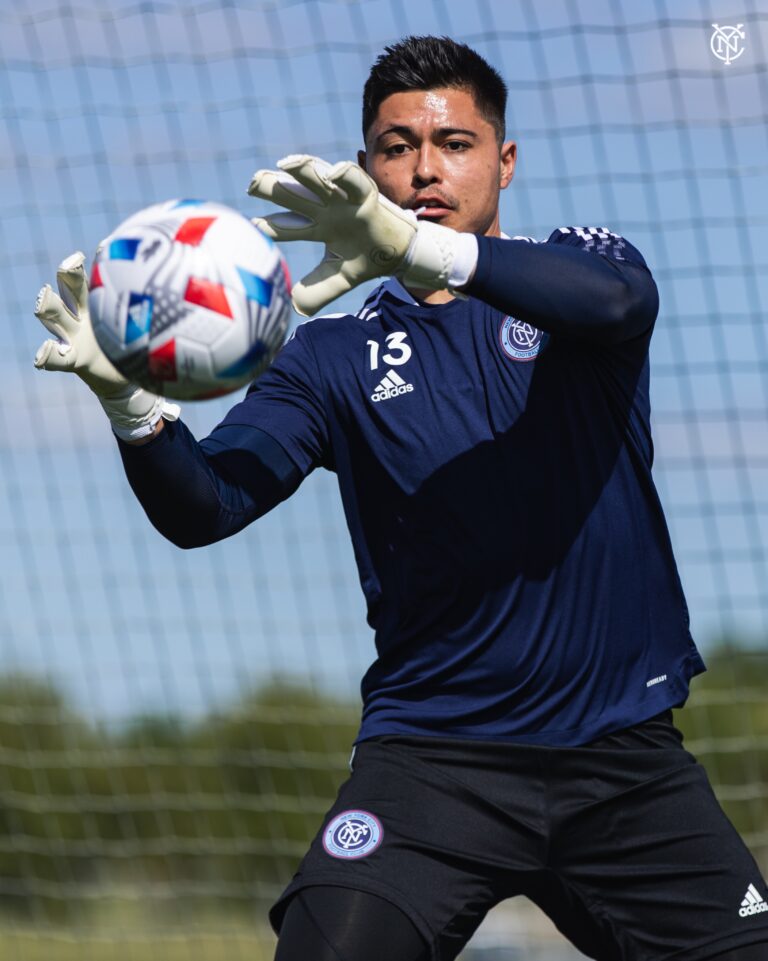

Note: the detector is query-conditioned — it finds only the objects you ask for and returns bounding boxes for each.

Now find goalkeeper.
[33,35,768,961]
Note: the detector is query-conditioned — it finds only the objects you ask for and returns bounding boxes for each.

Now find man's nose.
[413,144,442,185]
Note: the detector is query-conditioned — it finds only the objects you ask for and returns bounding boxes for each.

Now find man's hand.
[247,155,478,316]
[35,251,131,396]
[34,251,180,441]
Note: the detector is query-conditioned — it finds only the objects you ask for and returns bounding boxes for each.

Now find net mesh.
[1,2,766,957]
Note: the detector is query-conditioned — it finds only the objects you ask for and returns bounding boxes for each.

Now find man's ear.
[358,150,367,171]
[500,140,516,189]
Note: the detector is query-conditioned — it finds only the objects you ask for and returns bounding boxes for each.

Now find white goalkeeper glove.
[33,251,180,442]
[247,154,479,316]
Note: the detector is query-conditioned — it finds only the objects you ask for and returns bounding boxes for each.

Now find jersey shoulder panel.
[546,225,650,270]
[289,282,407,336]
[285,309,357,343]
[354,281,391,322]
[281,308,366,365]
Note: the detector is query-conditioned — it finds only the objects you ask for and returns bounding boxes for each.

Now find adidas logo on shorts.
[739,883,768,917]
[370,369,414,403]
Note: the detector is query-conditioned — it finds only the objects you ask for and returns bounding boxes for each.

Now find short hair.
[362,35,508,146]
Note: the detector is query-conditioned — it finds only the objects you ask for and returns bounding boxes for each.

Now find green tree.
[0,673,359,923]
[675,644,768,870]
[0,675,107,923]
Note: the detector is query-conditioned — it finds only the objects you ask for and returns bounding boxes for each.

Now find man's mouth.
[411,197,454,219]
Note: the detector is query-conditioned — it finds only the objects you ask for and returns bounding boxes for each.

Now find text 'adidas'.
[371,369,414,403]
[739,883,768,917]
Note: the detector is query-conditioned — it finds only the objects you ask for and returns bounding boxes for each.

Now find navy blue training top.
[119,226,706,746]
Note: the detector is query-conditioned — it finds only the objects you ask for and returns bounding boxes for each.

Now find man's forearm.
[116,419,300,547]
[466,235,659,344]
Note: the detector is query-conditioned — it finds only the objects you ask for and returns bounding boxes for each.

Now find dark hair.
[362,35,507,145]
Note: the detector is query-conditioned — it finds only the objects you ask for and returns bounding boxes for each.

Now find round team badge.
[499,316,549,362]
[322,809,383,860]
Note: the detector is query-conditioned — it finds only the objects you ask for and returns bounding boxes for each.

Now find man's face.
[359,86,516,237]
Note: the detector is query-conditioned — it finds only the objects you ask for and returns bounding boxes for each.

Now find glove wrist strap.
[398,224,478,292]
[98,385,181,442]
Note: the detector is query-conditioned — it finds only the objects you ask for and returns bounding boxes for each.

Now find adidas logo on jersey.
[739,883,768,917]
[371,369,414,403]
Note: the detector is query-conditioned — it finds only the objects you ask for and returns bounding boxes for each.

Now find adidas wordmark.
[371,369,414,403]
[739,883,768,917]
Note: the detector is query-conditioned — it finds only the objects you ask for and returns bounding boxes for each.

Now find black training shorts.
[269,711,768,960]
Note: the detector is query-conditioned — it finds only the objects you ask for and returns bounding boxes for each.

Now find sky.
[0,0,766,723]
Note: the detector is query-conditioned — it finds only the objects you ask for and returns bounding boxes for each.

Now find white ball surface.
[89,199,292,400]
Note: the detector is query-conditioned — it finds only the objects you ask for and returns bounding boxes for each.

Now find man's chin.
[415,210,457,228]
[413,211,495,235]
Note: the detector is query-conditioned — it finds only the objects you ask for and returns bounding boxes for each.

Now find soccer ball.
[88,199,292,400]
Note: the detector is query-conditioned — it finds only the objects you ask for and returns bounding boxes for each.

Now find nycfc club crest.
[322,810,383,860]
[499,316,549,362]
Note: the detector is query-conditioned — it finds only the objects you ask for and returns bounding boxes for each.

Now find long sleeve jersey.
[118,226,706,746]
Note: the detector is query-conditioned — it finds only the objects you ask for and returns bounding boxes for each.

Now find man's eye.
[385,143,410,156]
[445,141,469,151]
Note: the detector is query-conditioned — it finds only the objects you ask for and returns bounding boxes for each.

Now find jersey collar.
[381,276,419,305]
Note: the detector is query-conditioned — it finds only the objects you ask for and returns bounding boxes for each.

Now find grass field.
[0,927,276,961]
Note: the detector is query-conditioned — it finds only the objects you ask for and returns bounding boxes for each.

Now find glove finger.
[278,153,335,178]
[275,155,338,204]
[34,338,75,372]
[56,251,89,316]
[327,162,376,205]
[292,257,354,317]
[248,168,328,218]
[34,285,76,343]
[252,212,318,242]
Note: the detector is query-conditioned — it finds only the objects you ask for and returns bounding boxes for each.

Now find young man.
[33,35,768,961]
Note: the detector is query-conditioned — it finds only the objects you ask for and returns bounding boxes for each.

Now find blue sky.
[1,0,766,721]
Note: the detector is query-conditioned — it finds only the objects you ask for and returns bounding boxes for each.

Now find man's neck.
[404,287,456,305]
